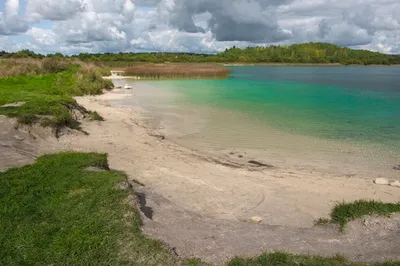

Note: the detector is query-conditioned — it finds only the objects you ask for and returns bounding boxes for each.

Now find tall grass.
[123,63,231,79]
[0,58,111,78]
[0,59,112,130]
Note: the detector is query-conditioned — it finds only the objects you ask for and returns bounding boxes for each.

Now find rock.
[1,102,25,108]
[393,165,400,170]
[14,135,25,141]
[250,216,263,224]
[389,180,400,188]
[374,178,389,185]
[238,155,243,158]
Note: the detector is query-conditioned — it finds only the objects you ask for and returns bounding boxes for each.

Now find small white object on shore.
[250,216,263,224]
[124,84,133,89]
[389,180,400,188]
[374,178,389,185]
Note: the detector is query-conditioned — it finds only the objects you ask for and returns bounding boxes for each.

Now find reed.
[123,63,231,79]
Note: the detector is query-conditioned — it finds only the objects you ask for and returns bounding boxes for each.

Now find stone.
[389,180,400,188]
[1,102,25,108]
[14,135,25,141]
[250,216,263,224]
[393,165,400,170]
[374,178,389,185]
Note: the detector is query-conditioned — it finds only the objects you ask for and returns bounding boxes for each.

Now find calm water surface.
[114,66,400,176]
[160,66,400,146]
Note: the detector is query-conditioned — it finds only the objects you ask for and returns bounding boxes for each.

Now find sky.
[0,0,399,54]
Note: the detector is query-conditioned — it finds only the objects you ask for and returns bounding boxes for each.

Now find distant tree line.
[1,43,400,65]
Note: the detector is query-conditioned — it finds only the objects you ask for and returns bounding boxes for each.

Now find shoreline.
[48,86,399,227]
[3,85,399,264]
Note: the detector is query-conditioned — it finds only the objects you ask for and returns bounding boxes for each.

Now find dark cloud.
[168,0,292,42]
[0,14,29,35]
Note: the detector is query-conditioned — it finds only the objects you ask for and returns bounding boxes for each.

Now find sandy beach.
[2,84,399,264]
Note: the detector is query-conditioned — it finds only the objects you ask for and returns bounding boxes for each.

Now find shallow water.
[112,66,400,177]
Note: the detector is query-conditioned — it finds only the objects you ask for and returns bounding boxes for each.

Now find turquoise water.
[152,66,400,150]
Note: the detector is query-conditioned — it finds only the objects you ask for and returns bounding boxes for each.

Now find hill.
[1,43,400,65]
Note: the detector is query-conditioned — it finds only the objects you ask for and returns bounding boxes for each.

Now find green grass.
[227,252,399,266]
[0,66,112,129]
[89,111,104,121]
[331,200,400,231]
[1,155,399,265]
[0,152,178,265]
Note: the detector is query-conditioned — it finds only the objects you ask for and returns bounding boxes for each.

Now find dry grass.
[123,63,231,79]
[0,58,110,78]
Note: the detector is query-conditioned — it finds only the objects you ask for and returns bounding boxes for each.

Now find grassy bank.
[0,59,112,130]
[123,63,231,79]
[331,200,400,231]
[314,200,400,231]
[0,152,179,265]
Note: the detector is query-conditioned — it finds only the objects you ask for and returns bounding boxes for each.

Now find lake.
[112,66,400,178]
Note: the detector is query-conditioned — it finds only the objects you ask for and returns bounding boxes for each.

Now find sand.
[48,87,399,226]
[1,85,399,264]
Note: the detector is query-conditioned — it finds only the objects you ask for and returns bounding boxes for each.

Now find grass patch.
[0,64,112,129]
[331,200,400,231]
[314,218,331,225]
[226,252,399,266]
[89,111,104,121]
[0,152,178,265]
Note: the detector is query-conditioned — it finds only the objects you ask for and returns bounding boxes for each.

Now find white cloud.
[0,0,28,35]
[0,0,399,54]
[27,0,86,21]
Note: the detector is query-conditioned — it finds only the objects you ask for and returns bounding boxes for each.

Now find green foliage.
[226,252,399,266]
[217,43,400,65]
[89,111,104,121]
[330,200,400,231]
[0,65,112,129]
[0,152,177,265]
[2,43,399,65]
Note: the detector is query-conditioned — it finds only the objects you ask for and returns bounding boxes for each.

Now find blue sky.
[1,0,399,54]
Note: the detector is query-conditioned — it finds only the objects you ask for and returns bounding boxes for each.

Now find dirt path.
[1,88,399,265]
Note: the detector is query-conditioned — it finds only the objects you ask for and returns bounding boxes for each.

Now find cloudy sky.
[0,0,399,54]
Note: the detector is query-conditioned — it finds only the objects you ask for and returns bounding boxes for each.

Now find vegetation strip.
[331,200,400,231]
[2,42,400,66]
[0,152,179,265]
[228,252,399,266]
[0,59,112,130]
[123,63,231,79]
